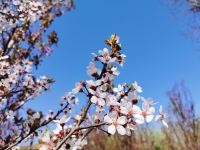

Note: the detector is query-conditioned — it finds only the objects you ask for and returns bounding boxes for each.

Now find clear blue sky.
[29,0,200,114]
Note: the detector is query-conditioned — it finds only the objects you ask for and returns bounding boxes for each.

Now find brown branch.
[54,122,105,150]
[54,128,76,150]
[54,99,92,150]
[55,62,108,149]
[0,11,15,19]
[77,122,106,130]
[2,27,17,56]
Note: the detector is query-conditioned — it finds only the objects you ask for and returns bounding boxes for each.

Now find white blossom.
[134,100,155,124]
[89,88,107,106]
[111,67,120,76]
[72,82,83,94]
[131,81,142,93]
[87,62,98,76]
[104,113,127,135]
[98,48,116,64]
[155,105,168,128]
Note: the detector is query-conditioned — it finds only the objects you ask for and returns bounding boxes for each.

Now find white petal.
[60,116,71,124]
[99,92,107,98]
[104,115,112,124]
[108,125,116,135]
[98,98,105,106]
[134,114,144,124]
[39,145,49,150]
[53,129,59,135]
[155,115,161,121]
[127,124,136,131]
[109,58,117,63]
[109,112,118,121]
[113,88,118,93]
[146,115,154,123]
[53,124,62,134]
[103,48,109,53]
[162,120,168,128]
[95,80,102,86]
[132,105,142,114]
[91,96,97,104]
[88,89,95,95]
[53,120,60,124]
[117,116,127,125]
[120,106,128,115]
[126,128,131,136]
[109,100,120,106]
[66,117,71,122]
[98,57,106,63]
[142,103,148,112]
[147,107,155,115]
[128,92,138,100]
[116,125,126,135]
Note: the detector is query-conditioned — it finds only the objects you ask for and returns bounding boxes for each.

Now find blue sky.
[29,0,200,114]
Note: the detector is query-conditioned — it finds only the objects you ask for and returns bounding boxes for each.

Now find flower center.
[128,111,133,116]
[142,111,147,117]
[112,121,118,126]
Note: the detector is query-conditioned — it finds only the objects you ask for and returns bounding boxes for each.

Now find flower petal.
[104,115,112,124]
[117,116,127,125]
[39,145,49,150]
[108,125,116,135]
[127,123,136,131]
[126,128,131,136]
[88,89,95,95]
[155,115,161,121]
[99,92,107,98]
[147,107,155,115]
[134,114,144,124]
[120,106,128,115]
[142,101,149,112]
[98,98,105,106]
[146,115,154,123]
[162,120,168,128]
[132,105,142,114]
[91,96,97,104]
[116,125,126,135]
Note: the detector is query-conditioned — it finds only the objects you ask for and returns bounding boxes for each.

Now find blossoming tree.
[0,1,168,150]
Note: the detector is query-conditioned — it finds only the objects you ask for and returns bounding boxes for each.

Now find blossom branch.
[4,103,70,150]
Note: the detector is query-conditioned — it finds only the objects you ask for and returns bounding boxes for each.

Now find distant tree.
[168,0,200,43]
[162,83,200,150]
[175,0,200,12]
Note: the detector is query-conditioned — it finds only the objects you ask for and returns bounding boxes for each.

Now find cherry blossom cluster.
[0,0,74,31]
[0,56,55,149]
[0,0,74,149]
[34,34,168,150]
[0,0,74,68]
